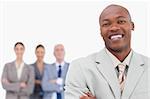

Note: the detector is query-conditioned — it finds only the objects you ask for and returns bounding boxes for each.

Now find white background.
[0,0,150,98]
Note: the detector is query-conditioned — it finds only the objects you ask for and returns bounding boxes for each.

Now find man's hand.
[80,92,96,99]
[49,79,57,84]
[56,78,63,85]
[35,80,41,85]
[49,78,63,85]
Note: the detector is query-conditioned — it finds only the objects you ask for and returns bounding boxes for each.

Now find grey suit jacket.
[1,61,35,99]
[65,49,150,99]
[42,62,69,99]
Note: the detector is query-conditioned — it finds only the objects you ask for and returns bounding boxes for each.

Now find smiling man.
[64,4,150,99]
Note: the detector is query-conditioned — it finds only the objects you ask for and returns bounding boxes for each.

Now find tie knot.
[59,65,61,68]
[118,64,126,72]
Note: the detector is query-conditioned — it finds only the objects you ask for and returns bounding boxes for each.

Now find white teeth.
[110,35,122,40]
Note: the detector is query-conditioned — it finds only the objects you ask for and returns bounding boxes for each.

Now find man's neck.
[56,59,64,64]
[108,48,131,62]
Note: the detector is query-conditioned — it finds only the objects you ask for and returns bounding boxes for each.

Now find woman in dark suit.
[1,42,34,99]
[30,44,48,99]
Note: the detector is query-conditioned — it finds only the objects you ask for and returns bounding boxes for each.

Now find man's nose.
[109,23,120,32]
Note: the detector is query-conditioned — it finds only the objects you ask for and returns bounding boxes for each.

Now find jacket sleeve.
[42,66,60,92]
[64,58,89,99]
[20,66,35,96]
[1,64,20,93]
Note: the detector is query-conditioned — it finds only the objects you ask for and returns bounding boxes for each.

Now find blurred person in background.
[30,44,49,99]
[42,44,69,99]
[1,42,34,99]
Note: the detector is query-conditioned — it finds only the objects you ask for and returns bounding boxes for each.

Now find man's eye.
[118,20,126,24]
[102,23,110,27]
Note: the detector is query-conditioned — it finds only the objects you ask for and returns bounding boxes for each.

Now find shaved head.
[99,4,132,24]
[99,4,134,61]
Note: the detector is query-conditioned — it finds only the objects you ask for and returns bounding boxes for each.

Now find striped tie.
[118,64,126,92]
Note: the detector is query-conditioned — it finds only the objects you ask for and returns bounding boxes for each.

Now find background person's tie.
[118,64,126,92]
[58,65,62,78]
[57,65,62,99]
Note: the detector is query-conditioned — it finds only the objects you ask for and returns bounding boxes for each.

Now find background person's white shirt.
[15,61,24,80]
[52,61,65,99]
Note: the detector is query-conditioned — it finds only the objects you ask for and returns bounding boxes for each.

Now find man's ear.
[131,22,134,31]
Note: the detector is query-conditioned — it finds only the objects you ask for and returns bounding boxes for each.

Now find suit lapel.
[34,62,44,78]
[12,61,19,81]
[20,63,27,81]
[95,49,121,99]
[62,63,69,77]
[52,63,58,78]
[53,62,69,78]
[122,52,145,98]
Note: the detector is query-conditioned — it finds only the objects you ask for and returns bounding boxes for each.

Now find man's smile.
[108,33,125,41]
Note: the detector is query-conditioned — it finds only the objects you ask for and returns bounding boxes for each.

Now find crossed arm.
[1,64,34,96]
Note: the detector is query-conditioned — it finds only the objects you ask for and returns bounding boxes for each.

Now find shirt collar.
[55,61,65,70]
[15,61,24,69]
[105,48,133,68]
[56,61,65,66]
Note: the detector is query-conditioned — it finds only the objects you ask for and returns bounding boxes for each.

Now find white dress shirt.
[15,61,24,80]
[105,48,133,68]
[56,61,65,71]
[52,61,65,99]
[105,48,133,76]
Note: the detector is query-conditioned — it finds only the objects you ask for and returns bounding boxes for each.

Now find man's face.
[54,44,65,61]
[100,6,134,52]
